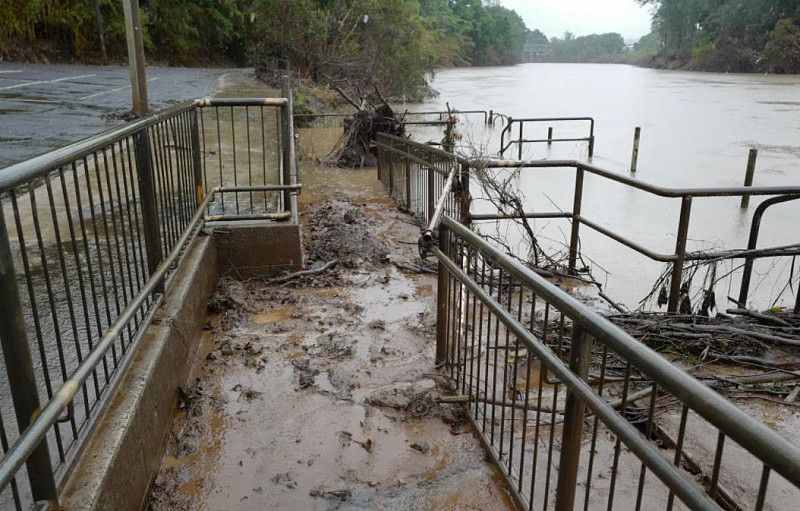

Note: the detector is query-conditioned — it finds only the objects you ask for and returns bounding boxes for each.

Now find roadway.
[0,63,230,168]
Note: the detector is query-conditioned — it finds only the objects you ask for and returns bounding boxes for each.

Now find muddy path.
[147,164,515,510]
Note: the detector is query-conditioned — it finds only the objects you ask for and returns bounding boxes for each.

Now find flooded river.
[412,64,800,310]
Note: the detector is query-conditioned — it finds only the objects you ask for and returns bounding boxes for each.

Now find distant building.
[523,43,550,62]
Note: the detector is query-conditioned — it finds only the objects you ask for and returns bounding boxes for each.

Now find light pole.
[122,0,150,114]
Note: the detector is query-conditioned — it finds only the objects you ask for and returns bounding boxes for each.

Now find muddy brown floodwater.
[147,154,515,510]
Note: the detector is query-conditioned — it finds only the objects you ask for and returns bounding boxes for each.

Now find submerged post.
[547,126,553,147]
[0,208,58,505]
[741,148,758,208]
[667,197,693,313]
[631,126,641,173]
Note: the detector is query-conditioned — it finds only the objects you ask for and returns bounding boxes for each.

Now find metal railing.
[474,158,800,313]
[435,215,800,510]
[375,134,467,227]
[500,117,595,160]
[0,95,300,509]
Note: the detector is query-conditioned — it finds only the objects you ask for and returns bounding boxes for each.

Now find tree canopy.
[636,0,800,72]
[0,0,532,97]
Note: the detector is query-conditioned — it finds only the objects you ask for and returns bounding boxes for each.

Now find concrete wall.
[59,221,302,510]
[212,221,303,279]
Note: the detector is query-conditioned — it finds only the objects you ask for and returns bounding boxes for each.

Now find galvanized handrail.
[499,117,595,159]
[0,184,295,496]
[0,94,301,508]
[436,215,800,510]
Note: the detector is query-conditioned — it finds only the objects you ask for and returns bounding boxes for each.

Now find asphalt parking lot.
[0,63,229,167]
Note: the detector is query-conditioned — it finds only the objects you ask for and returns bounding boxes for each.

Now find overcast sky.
[500,0,654,41]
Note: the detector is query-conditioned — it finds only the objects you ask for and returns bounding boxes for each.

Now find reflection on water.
[412,64,800,310]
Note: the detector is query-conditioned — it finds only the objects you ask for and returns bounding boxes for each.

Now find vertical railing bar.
[490,267,504,447]
[498,278,513,465]
[101,147,133,353]
[149,126,172,253]
[180,111,196,224]
[119,138,146,295]
[477,256,487,423]
[0,410,23,511]
[260,106,267,210]
[58,166,102,402]
[543,315,564,511]
[92,152,125,363]
[666,404,689,511]
[28,180,76,453]
[83,155,118,370]
[115,138,145,327]
[170,114,189,228]
[483,262,495,433]
[530,304,550,510]
[606,361,632,511]
[155,121,178,250]
[44,175,90,420]
[199,106,208,206]
[436,225,450,366]
[468,246,479,401]
[0,194,59,504]
[508,284,524,475]
[709,432,726,500]
[568,167,584,273]
[634,382,660,511]
[754,465,771,511]
[230,105,239,215]
[215,106,224,211]
[70,161,111,384]
[517,292,535,492]
[583,344,608,511]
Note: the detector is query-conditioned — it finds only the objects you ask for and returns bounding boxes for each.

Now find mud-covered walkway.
[147,160,514,510]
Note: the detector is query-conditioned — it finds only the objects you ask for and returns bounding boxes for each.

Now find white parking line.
[0,70,22,74]
[78,77,159,100]
[0,98,59,104]
[0,73,97,90]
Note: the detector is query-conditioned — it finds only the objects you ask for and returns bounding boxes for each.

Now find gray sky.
[500,0,653,41]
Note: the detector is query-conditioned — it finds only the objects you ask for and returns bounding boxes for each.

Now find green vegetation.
[636,0,800,73]
[0,0,530,98]
[546,32,626,62]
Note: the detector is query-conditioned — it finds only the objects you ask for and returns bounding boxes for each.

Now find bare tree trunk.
[94,0,108,64]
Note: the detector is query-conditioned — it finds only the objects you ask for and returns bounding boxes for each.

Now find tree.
[764,18,800,72]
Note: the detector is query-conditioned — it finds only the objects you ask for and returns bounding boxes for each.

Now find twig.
[269,260,339,283]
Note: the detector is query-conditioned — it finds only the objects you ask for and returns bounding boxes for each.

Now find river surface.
[412,63,800,310]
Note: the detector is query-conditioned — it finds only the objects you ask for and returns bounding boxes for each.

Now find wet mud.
[148,173,514,510]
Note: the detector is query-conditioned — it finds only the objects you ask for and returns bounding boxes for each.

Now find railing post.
[388,147,394,198]
[405,156,412,211]
[0,207,58,506]
[741,148,758,208]
[588,119,595,158]
[436,223,451,366]
[133,130,164,293]
[631,126,641,173]
[459,163,471,227]
[280,76,292,212]
[555,324,591,511]
[568,167,584,273]
[667,197,693,313]
[190,107,204,206]
[547,126,553,147]
[518,121,523,160]
[427,166,435,223]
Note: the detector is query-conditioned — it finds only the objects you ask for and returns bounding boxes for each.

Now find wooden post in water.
[547,126,554,147]
[630,127,641,173]
[741,149,758,208]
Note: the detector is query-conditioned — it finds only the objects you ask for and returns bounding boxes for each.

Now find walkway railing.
[0,96,300,509]
[500,117,595,159]
[434,216,800,510]
[375,133,800,510]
